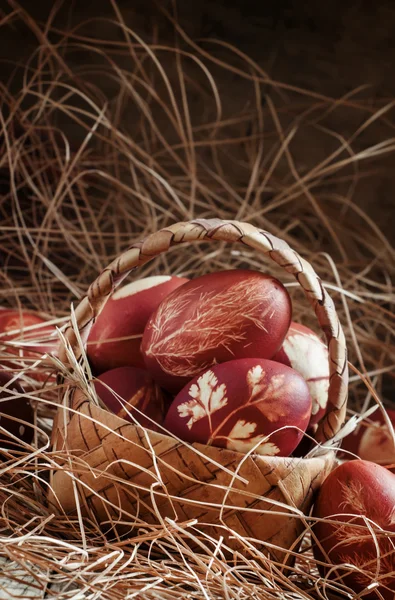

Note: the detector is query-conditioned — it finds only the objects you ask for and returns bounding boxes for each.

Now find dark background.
[0,0,394,238]
[1,0,394,97]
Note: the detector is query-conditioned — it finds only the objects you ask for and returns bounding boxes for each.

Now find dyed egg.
[0,370,34,451]
[163,359,311,457]
[313,461,395,599]
[87,275,188,374]
[94,366,167,431]
[142,270,292,393]
[0,310,58,379]
[272,322,329,426]
[0,310,57,355]
[341,408,395,469]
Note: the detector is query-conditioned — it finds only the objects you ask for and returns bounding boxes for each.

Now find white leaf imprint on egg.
[338,479,367,515]
[177,363,301,452]
[145,279,275,378]
[225,419,280,455]
[339,478,395,528]
[283,331,329,414]
[331,477,395,553]
[177,370,228,431]
[246,365,295,422]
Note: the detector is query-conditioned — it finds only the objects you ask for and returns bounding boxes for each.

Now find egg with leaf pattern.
[142,270,292,393]
[313,461,395,599]
[272,322,329,427]
[163,358,312,456]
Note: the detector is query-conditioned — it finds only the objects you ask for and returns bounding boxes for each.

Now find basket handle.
[58,218,348,444]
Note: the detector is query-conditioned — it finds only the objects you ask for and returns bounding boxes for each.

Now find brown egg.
[313,461,395,599]
[341,408,395,470]
[94,367,168,431]
[0,370,34,452]
[0,310,58,381]
[87,275,189,374]
[142,270,292,393]
[163,359,311,457]
[272,322,329,427]
[0,310,57,356]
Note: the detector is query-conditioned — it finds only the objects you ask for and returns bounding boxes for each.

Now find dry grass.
[0,1,394,598]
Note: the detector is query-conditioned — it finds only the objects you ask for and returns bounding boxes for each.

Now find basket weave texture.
[49,219,348,561]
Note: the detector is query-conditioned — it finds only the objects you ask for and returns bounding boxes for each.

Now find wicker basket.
[49,219,348,563]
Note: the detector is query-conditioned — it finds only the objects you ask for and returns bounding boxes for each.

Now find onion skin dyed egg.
[0,310,57,381]
[142,270,292,393]
[87,275,189,374]
[0,310,57,357]
[341,409,395,470]
[163,359,311,457]
[94,367,167,431]
[313,461,395,599]
[272,322,329,427]
[0,370,34,452]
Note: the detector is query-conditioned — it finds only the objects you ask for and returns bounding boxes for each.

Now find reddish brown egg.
[94,366,168,431]
[0,310,57,355]
[0,370,34,452]
[163,359,311,457]
[142,270,292,393]
[341,409,395,469]
[0,310,58,380]
[313,461,395,599]
[272,322,329,427]
[87,275,189,374]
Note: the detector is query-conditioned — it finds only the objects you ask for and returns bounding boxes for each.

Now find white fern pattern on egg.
[225,419,280,455]
[177,370,227,430]
[177,363,300,455]
[246,365,290,421]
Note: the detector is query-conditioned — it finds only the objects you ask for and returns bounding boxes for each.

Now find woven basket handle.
[58,218,348,444]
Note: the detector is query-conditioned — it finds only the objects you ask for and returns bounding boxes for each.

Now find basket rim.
[56,385,338,467]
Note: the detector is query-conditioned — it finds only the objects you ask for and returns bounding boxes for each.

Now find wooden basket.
[49,219,348,563]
